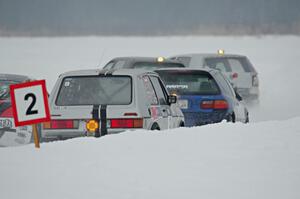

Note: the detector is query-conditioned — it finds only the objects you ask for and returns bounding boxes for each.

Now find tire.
[179,121,185,127]
[245,112,249,123]
[151,123,160,130]
[226,113,236,123]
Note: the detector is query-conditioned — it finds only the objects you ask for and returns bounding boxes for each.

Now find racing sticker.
[166,85,188,89]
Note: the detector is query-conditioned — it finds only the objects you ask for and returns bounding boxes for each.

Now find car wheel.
[179,121,185,127]
[226,113,236,123]
[245,112,249,123]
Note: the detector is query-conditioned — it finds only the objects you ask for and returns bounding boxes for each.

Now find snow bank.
[0,118,299,199]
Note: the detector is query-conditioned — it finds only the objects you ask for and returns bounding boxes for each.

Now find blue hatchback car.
[155,68,249,127]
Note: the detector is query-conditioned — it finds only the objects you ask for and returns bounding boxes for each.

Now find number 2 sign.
[10,80,51,127]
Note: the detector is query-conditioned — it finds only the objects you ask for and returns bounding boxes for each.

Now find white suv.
[169,53,259,102]
[42,69,184,140]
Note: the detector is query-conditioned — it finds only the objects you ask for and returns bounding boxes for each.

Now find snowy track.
[1,118,300,199]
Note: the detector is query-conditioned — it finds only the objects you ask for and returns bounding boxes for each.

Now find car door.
[149,76,172,129]
[156,76,182,128]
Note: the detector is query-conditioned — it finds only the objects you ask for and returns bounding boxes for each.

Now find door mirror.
[168,95,177,104]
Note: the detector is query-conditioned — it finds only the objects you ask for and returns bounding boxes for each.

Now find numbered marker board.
[10,80,51,127]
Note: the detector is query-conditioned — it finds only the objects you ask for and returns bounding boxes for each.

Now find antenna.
[96,48,106,68]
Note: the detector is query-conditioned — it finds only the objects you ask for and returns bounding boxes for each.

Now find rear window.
[156,70,220,95]
[204,57,255,73]
[132,62,184,70]
[0,80,19,100]
[56,76,132,106]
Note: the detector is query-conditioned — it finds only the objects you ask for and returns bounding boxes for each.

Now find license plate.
[0,118,13,129]
[178,99,188,109]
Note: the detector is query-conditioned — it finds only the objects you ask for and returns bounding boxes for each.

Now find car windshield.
[132,62,184,70]
[204,57,256,73]
[0,80,18,100]
[156,71,220,95]
[56,76,132,106]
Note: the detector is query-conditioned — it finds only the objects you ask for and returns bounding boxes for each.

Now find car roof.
[155,67,216,74]
[170,53,246,59]
[0,74,31,82]
[59,68,158,78]
[109,56,183,64]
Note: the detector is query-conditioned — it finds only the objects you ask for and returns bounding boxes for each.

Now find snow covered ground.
[0,36,300,198]
[1,119,300,199]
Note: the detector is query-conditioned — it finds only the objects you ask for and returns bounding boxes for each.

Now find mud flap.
[100,105,107,136]
[92,105,100,137]
[92,105,107,137]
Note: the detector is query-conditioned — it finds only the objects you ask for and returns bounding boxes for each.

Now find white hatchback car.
[169,52,259,102]
[42,69,184,140]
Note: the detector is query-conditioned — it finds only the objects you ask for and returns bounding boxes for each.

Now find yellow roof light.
[217,49,225,55]
[86,119,99,132]
[157,57,165,62]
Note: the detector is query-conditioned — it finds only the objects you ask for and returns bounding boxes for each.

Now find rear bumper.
[42,128,141,139]
[183,111,229,127]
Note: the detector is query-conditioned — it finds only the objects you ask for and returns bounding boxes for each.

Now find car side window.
[158,77,170,100]
[113,60,126,69]
[142,76,158,105]
[204,58,231,72]
[149,76,168,105]
[103,61,115,70]
[228,59,245,72]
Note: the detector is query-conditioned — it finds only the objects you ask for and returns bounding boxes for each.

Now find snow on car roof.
[0,74,30,82]
[154,67,216,74]
[59,68,157,77]
[109,56,182,64]
[170,53,246,58]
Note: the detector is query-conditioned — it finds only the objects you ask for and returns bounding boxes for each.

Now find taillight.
[200,100,228,109]
[231,72,238,79]
[43,120,79,129]
[252,75,259,86]
[110,118,143,128]
[214,100,229,109]
[200,100,214,109]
